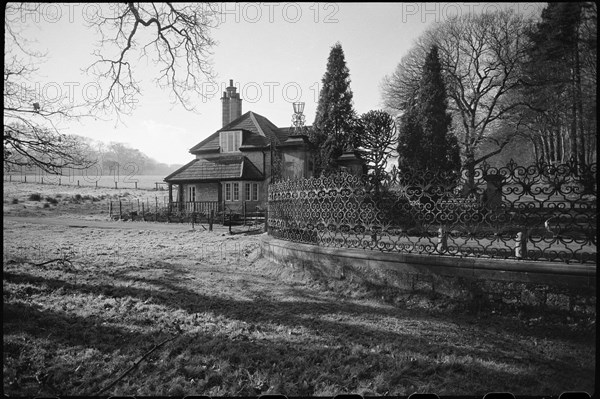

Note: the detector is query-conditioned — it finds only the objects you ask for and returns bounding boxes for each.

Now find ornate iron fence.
[268,159,597,264]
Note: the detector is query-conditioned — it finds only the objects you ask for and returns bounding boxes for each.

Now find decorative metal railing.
[268,159,597,264]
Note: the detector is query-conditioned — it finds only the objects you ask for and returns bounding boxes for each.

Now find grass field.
[3,181,596,396]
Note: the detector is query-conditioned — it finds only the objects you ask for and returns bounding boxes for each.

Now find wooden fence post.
[135,182,138,190]
[115,181,118,189]
[109,200,112,218]
[209,210,214,231]
[119,200,122,220]
[264,208,268,233]
[243,201,247,226]
[155,196,158,221]
[142,202,145,221]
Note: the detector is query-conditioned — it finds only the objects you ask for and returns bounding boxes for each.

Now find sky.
[7,2,545,166]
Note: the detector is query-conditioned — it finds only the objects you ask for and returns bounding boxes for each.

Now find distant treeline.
[5,137,183,177]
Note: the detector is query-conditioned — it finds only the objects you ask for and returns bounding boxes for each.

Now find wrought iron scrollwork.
[268,159,597,264]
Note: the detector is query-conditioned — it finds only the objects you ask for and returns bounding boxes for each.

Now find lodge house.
[164,80,320,214]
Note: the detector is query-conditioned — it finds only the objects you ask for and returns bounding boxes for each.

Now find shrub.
[46,196,59,205]
[28,193,42,201]
[74,194,82,201]
[12,198,19,204]
[43,203,50,208]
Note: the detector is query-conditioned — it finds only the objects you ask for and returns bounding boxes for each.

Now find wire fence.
[268,159,597,264]
[4,172,168,191]
[108,198,267,232]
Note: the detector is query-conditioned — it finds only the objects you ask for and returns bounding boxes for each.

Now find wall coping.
[261,236,596,282]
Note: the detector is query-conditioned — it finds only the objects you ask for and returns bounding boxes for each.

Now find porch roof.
[164,155,263,183]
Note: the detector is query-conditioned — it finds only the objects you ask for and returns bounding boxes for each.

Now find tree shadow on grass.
[4,267,593,376]
[4,298,579,397]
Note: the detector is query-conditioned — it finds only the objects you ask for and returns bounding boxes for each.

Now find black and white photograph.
[3,2,596,397]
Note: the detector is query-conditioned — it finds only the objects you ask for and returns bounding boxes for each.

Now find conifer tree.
[397,45,460,175]
[310,42,358,175]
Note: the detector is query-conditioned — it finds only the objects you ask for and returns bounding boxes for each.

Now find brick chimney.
[221,79,242,127]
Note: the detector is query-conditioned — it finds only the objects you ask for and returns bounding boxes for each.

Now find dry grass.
[2,181,596,396]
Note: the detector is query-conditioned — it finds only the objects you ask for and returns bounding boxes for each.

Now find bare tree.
[84,3,219,115]
[4,5,94,173]
[4,2,220,173]
[382,10,534,169]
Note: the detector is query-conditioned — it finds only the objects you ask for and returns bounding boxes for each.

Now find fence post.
[24,175,27,183]
[436,225,448,253]
[77,180,80,187]
[135,182,138,190]
[209,210,214,232]
[95,181,98,189]
[59,177,61,185]
[155,196,158,222]
[41,177,43,184]
[243,201,246,225]
[229,209,232,234]
[115,181,118,189]
[142,202,145,221]
[515,228,528,259]
[119,200,122,220]
[109,200,112,218]
[264,208,268,233]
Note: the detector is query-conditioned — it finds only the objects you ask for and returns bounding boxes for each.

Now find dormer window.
[220,130,242,153]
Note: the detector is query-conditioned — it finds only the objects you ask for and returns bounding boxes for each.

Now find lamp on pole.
[291,102,307,136]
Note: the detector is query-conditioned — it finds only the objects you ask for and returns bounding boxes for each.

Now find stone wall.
[261,236,596,316]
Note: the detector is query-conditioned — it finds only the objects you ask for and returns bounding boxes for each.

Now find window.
[245,183,251,201]
[220,131,242,153]
[233,182,240,201]
[188,186,196,202]
[225,183,231,201]
[252,183,259,201]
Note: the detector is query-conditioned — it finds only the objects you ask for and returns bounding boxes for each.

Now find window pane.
[252,183,258,201]
[225,183,231,201]
[233,183,239,201]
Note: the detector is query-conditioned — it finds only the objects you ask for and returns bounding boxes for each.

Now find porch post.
[178,184,184,211]
[168,183,173,212]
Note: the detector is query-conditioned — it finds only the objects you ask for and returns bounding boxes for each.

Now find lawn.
[2,181,596,396]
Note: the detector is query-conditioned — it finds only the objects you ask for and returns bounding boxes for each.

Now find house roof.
[164,155,263,183]
[189,111,306,154]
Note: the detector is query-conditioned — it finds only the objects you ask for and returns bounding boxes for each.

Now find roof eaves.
[164,159,198,182]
